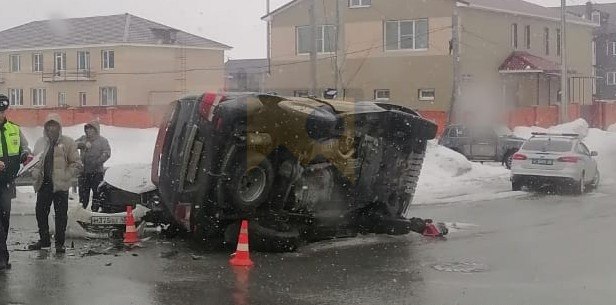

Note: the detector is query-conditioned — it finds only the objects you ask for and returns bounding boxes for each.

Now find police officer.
[0,94,32,271]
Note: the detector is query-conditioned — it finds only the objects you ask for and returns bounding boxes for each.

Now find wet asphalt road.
[1,187,616,305]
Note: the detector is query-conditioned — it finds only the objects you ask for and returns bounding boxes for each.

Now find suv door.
[470,128,498,160]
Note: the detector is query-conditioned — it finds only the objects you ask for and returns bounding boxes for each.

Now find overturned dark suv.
[150,93,441,251]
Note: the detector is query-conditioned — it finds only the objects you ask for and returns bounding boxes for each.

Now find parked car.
[510,132,600,194]
[146,93,443,251]
[439,124,525,169]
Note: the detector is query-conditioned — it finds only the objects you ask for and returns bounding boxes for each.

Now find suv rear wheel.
[227,151,274,213]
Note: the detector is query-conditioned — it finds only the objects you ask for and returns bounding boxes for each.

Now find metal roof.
[0,13,231,51]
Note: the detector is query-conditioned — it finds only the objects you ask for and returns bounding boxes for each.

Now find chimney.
[585,1,593,20]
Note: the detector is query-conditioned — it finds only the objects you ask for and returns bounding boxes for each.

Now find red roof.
[498,51,562,74]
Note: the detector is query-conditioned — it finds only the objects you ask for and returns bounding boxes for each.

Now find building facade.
[0,14,230,108]
[263,0,595,116]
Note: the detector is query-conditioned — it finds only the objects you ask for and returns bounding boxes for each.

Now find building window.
[543,28,549,55]
[349,0,371,8]
[607,72,616,85]
[8,89,23,106]
[374,89,390,100]
[79,92,87,106]
[611,42,616,56]
[32,53,43,72]
[100,87,117,106]
[524,25,531,49]
[511,24,518,49]
[58,92,67,107]
[296,25,336,54]
[54,52,66,72]
[9,55,20,72]
[556,29,561,56]
[385,19,428,51]
[77,51,90,71]
[592,11,601,24]
[294,90,309,97]
[102,50,115,69]
[418,88,436,101]
[32,88,46,106]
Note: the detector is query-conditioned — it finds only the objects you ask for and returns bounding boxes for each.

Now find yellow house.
[262,0,595,115]
[0,13,231,108]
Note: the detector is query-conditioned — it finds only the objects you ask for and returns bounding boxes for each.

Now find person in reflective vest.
[0,94,33,271]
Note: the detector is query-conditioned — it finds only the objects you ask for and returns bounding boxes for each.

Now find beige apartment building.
[262,0,595,114]
[0,13,230,108]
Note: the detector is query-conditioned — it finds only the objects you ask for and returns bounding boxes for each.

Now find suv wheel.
[227,151,274,213]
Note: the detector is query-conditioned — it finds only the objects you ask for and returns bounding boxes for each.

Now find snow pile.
[608,123,616,133]
[21,124,158,166]
[412,141,514,206]
[513,118,589,139]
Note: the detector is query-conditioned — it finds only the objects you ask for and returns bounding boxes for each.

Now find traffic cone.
[229,220,253,267]
[123,205,139,245]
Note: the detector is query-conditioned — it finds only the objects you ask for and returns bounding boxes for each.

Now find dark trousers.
[78,172,104,210]
[0,185,11,263]
[36,182,69,247]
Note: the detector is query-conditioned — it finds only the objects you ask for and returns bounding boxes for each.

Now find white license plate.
[532,159,553,165]
[91,216,125,225]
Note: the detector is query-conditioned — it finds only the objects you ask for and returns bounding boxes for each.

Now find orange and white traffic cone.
[229,220,253,267]
[123,205,139,245]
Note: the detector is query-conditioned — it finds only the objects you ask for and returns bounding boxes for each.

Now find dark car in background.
[149,93,440,251]
[439,124,525,169]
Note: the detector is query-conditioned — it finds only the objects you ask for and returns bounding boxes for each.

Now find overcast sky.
[0,0,609,59]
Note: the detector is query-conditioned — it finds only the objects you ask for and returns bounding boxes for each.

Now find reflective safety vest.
[0,121,20,157]
[0,121,23,183]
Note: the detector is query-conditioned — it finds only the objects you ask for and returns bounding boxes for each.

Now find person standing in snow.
[28,114,81,253]
[75,121,111,212]
[0,94,32,271]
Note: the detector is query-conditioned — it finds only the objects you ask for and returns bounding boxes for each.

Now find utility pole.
[447,9,460,125]
[309,0,318,96]
[266,0,271,76]
[335,0,344,97]
[560,0,569,123]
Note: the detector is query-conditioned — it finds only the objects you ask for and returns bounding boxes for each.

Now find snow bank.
[21,124,158,166]
[412,141,513,206]
[513,118,589,139]
[608,123,616,133]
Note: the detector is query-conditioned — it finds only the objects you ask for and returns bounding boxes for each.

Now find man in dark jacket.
[76,120,111,212]
[0,95,32,271]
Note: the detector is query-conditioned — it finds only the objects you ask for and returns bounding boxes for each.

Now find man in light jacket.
[28,114,81,253]
[75,120,111,212]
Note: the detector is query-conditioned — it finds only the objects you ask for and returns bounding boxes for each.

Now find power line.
[95,25,452,76]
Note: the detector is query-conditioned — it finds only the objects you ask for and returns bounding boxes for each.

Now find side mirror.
[591,151,599,157]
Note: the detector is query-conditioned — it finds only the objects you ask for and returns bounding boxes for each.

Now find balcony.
[42,70,96,82]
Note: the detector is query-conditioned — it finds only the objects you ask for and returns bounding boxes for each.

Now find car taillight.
[512,153,527,160]
[557,156,579,163]
[200,93,226,121]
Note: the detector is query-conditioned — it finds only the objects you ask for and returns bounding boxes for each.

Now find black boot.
[27,240,51,250]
